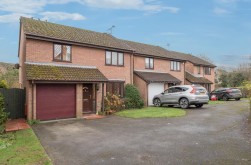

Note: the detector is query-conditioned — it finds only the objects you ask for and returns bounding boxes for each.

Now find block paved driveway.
[33,100,251,165]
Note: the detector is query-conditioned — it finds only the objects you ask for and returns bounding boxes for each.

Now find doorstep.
[83,114,105,120]
[5,118,30,132]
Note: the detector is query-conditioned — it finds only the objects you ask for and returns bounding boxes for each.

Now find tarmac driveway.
[33,100,251,165]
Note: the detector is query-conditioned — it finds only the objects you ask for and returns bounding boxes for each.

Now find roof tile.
[26,63,108,82]
[134,71,181,83]
[185,72,213,84]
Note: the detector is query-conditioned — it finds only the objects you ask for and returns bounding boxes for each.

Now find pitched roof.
[123,40,215,66]
[25,62,108,82]
[134,71,181,83]
[20,17,215,67]
[185,72,213,84]
[20,17,131,51]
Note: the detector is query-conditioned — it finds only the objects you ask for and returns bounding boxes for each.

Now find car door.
[171,87,184,103]
[211,89,220,99]
[162,88,176,103]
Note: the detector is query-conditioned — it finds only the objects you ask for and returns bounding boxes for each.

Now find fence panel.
[0,88,25,119]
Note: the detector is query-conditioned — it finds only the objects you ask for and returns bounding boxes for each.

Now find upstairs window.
[145,57,154,69]
[197,66,201,74]
[204,67,211,75]
[53,44,71,62]
[171,61,181,71]
[106,51,124,66]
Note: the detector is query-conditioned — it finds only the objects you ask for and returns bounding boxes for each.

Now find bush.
[104,93,125,114]
[124,84,144,109]
[0,80,8,89]
[0,94,9,134]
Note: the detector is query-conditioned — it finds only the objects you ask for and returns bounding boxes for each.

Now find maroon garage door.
[36,84,76,120]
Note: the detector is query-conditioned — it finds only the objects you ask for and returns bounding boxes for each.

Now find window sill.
[105,64,124,67]
[170,70,181,72]
[53,60,72,63]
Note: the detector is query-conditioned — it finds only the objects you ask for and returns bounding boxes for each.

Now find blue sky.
[0,0,250,68]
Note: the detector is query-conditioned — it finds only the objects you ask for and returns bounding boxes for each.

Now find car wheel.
[153,98,162,107]
[222,95,228,101]
[179,98,189,109]
[195,104,203,108]
[235,98,240,101]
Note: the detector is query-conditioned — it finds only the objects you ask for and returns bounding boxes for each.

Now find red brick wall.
[133,56,184,84]
[26,39,132,84]
[204,67,215,91]
[133,74,147,106]
[185,61,194,74]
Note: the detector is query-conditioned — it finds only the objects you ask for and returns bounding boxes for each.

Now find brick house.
[18,17,216,121]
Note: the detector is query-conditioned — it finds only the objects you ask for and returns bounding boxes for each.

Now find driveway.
[33,100,251,165]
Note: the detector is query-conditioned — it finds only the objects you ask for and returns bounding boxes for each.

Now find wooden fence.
[0,88,25,119]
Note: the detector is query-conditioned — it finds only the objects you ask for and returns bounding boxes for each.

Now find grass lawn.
[208,100,227,105]
[116,107,186,118]
[0,128,52,165]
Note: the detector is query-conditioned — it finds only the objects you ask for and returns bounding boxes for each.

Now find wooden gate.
[0,88,25,119]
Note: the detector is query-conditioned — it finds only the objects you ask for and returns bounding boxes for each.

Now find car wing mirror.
[161,92,164,95]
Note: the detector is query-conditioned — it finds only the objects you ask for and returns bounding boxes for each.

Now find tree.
[228,72,245,87]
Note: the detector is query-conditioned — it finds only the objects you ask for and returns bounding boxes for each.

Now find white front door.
[148,83,164,106]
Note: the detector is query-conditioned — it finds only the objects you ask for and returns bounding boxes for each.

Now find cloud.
[78,0,179,13]
[0,0,178,23]
[40,12,86,21]
[0,0,45,14]
[213,7,230,14]
[0,13,32,23]
[215,0,238,4]
[0,0,85,23]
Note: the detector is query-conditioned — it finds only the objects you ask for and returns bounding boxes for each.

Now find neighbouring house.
[18,17,216,121]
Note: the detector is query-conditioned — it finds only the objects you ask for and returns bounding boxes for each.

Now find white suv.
[152,85,209,109]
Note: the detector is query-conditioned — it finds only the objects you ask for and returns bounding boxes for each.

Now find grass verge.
[208,100,227,105]
[0,129,52,165]
[116,107,186,118]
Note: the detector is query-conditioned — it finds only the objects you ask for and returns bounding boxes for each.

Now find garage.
[134,71,182,106]
[148,83,164,106]
[36,84,76,120]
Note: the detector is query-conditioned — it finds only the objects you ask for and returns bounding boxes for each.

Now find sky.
[0,0,250,68]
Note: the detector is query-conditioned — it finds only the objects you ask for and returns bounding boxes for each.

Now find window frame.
[145,57,154,69]
[170,61,181,71]
[197,66,201,74]
[53,43,72,62]
[204,67,211,75]
[105,51,124,67]
[106,81,125,97]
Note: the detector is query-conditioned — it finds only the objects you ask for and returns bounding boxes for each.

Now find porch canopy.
[185,72,213,84]
[25,62,108,82]
[134,71,181,83]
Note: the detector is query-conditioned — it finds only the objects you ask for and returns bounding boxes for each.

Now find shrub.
[0,80,8,89]
[0,94,9,134]
[104,93,125,114]
[124,84,144,109]
[27,119,40,126]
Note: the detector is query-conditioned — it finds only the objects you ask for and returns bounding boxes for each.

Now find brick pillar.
[33,84,36,119]
[26,81,32,120]
[76,84,83,118]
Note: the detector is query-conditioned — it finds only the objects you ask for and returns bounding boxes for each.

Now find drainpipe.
[101,83,104,112]
[183,62,186,85]
[31,80,34,120]
[130,50,135,84]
